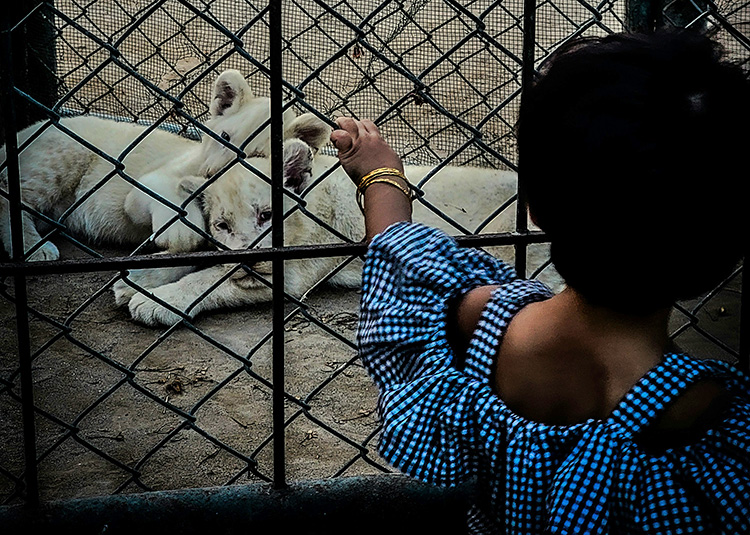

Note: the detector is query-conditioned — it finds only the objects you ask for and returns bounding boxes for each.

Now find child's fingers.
[335,116,381,142]
[361,119,380,136]
[330,129,353,152]
[334,117,359,137]
[355,118,372,141]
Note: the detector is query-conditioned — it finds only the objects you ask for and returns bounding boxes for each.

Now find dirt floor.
[0,241,385,502]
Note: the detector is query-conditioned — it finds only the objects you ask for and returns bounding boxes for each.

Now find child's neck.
[556,287,671,363]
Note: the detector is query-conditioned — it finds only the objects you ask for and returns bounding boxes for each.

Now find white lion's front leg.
[125,173,208,253]
[149,195,206,253]
[126,264,272,326]
[0,194,60,261]
[113,262,198,307]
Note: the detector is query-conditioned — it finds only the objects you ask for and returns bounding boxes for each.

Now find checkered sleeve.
[358,222,519,485]
[359,222,517,387]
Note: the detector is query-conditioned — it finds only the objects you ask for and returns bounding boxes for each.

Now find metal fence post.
[269,0,287,490]
[0,9,40,507]
[516,0,537,278]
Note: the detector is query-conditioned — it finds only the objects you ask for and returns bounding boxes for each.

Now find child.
[331,29,750,534]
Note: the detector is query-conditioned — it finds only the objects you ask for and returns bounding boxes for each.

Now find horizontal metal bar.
[0,231,549,277]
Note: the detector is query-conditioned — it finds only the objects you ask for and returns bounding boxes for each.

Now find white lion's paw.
[26,241,59,262]
[113,267,199,309]
[128,291,188,327]
[153,222,204,253]
[113,270,156,307]
[112,278,137,307]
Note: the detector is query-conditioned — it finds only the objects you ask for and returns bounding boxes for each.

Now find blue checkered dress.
[359,222,750,534]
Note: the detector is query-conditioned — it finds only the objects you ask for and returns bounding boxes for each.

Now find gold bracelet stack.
[356,167,414,212]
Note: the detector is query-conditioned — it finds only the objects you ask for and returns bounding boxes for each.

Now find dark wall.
[0,1,58,145]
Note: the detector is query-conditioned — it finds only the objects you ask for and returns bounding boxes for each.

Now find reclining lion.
[0,69,295,261]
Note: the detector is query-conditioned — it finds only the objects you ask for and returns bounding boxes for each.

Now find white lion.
[113,113,558,326]
[0,69,295,262]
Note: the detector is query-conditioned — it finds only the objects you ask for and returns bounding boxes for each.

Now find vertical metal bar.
[1,9,39,506]
[269,0,287,489]
[516,0,537,278]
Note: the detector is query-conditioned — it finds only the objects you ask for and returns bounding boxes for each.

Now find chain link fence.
[0,0,747,513]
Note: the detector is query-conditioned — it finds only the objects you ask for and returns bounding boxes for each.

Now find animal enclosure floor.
[0,241,389,502]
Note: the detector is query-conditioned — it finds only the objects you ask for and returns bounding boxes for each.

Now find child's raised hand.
[330,117,404,184]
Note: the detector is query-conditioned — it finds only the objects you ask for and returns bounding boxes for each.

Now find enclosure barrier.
[0,0,747,529]
[0,473,474,535]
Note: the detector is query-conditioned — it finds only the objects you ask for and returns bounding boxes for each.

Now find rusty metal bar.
[626,0,658,32]
[0,231,550,277]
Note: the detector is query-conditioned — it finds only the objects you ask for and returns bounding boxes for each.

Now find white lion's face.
[201,158,275,252]
[179,113,332,280]
[197,137,316,254]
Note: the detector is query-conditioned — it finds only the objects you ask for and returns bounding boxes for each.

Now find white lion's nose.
[235,238,256,251]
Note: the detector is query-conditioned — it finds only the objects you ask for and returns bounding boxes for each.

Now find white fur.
[114,113,560,326]
[0,69,296,261]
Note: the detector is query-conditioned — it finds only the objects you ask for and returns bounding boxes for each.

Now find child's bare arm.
[330,117,412,242]
[332,117,499,349]
[447,285,500,361]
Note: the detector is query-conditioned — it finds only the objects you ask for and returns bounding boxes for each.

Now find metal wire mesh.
[0,0,747,508]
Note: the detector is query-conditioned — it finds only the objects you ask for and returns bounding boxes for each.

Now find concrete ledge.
[0,474,474,535]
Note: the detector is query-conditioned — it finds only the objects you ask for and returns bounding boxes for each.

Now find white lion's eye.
[259,210,272,223]
[220,131,231,142]
[214,220,230,232]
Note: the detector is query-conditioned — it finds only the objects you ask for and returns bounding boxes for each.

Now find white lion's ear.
[179,176,206,196]
[210,70,253,118]
[286,113,332,152]
[283,139,314,195]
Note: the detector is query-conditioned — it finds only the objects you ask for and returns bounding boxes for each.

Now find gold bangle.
[356,176,414,212]
[356,167,407,190]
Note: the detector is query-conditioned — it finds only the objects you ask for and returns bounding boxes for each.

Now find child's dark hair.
[517,29,749,313]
